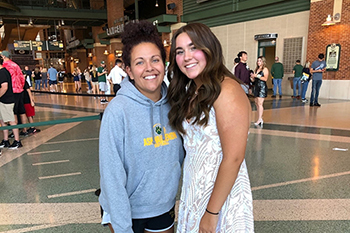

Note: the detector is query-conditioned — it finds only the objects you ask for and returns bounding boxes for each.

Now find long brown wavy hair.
[254,56,267,73]
[167,23,240,135]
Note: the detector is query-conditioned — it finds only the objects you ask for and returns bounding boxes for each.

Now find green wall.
[182,0,310,27]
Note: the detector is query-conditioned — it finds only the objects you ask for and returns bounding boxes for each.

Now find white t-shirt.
[107,65,127,84]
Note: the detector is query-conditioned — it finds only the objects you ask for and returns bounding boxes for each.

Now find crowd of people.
[232,50,326,126]
[23,63,66,93]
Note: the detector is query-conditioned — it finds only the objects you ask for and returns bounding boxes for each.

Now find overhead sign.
[106,24,124,37]
[14,40,64,51]
[13,41,31,50]
[254,33,278,41]
[31,41,45,51]
[66,39,80,50]
[48,41,64,51]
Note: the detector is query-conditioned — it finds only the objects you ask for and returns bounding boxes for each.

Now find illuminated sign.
[254,33,278,41]
[14,40,64,51]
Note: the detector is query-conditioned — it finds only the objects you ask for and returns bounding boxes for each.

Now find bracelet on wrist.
[205,208,219,215]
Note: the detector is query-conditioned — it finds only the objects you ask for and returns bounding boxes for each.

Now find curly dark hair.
[121,20,166,68]
[167,23,240,135]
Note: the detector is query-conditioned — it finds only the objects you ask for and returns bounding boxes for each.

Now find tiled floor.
[1,82,349,232]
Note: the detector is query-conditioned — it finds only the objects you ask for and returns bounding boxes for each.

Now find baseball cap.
[1,51,10,58]
[101,61,105,64]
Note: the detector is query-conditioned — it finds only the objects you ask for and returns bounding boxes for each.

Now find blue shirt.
[311,60,326,81]
[48,67,58,81]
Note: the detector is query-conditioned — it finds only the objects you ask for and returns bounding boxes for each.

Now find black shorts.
[49,80,57,85]
[100,205,175,233]
[113,84,121,94]
[132,206,175,233]
[13,92,26,115]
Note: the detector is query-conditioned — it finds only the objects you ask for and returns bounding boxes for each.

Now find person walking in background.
[310,53,326,107]
[231,57,240,75]
[24,66,33,89]
[84,67,92,93]
[33,67,42,91]
[90,65,99,97]
[57,69,65,92]
[234,51,251,94]
[99,20,184,233]
[107,59,127,95]
[251,56,269,126]
[97,61,108,104]
[300,61,311,103]
[77,67,82,92]
[271,56,284,98]
[23,79,40,134]
[167,23,253,232]
[292,60,303,99]
[73,67,82,93]
[47,63,58,92]
[41,67,48,91]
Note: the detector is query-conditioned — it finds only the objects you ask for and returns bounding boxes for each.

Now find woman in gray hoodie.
[99,20,184,233]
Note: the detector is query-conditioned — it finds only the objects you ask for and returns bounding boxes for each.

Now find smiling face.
[175,33,207,85]
[257,58,263,68]
[126,42,165,102]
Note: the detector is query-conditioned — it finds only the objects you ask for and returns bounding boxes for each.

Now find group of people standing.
[233,51,269,126]
[233,50,326,125]
[24,63,64,93]
[280,54,326,106]
[99,20,254,233]
[81,59,126,104]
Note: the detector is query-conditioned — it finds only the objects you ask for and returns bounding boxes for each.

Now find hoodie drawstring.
[150,101,165,145]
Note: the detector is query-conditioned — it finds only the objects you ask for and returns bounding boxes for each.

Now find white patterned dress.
[177,108,254,233]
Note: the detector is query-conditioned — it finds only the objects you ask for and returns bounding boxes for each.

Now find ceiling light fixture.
[155,0,158,7]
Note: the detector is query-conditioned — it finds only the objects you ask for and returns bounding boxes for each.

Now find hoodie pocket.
[129,161,181,207]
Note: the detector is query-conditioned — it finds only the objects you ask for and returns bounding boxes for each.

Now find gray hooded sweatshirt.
[99,77,184,232]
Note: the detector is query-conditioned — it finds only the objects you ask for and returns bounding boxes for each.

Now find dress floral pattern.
[177,108,254,233]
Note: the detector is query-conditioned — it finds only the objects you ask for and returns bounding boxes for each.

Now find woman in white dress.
[167,23,254,232]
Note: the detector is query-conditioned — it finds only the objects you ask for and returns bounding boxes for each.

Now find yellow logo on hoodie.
[143,123,178,148]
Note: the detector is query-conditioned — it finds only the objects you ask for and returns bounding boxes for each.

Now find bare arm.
[98,69,107,77]
[26,88,35,106]
[0,82,8,98]
[199,78,251,232]
[260,67,269,81]
[310,67,325,73]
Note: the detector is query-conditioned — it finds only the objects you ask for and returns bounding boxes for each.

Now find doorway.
[258,40,276,89]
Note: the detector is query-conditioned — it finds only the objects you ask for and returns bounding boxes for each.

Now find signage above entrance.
[106,24,124,37]
[14,40,64,51]
[254,33,278,41]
